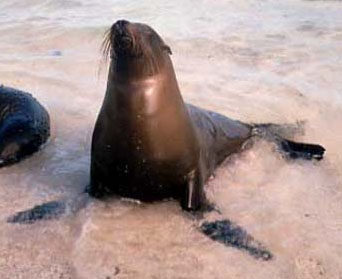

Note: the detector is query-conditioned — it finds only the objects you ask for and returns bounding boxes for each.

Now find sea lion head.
[102,20,172,78]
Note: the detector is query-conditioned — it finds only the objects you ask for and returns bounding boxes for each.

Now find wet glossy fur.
[0,85,50,167]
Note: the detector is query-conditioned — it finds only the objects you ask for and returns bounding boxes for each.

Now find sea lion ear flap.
[163,44,172,55]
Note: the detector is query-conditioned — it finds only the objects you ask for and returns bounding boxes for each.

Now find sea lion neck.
[109,54,169,82]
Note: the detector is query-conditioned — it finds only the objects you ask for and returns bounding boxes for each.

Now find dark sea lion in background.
[0,85,50,167]
[7,20,325,260]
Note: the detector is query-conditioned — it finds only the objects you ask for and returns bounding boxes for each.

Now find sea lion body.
[188,104,251,176]
[0,85,50,167]
[90,77,252,202]
[89,20,252,210]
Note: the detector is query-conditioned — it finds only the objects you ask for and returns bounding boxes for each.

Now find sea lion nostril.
[113,20,130,37]
[116,20,129,27]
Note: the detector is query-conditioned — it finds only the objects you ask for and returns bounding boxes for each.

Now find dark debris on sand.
[200,219,273,261]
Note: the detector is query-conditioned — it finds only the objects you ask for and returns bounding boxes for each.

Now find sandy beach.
[0,0,341,278]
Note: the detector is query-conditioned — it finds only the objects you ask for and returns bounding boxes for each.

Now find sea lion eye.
[163,45,172,55]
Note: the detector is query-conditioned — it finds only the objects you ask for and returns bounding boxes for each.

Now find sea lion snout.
[112,20,134,53]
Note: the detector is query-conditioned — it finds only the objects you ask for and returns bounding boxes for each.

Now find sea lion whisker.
[97,29,113,79]
[100,28,112,63]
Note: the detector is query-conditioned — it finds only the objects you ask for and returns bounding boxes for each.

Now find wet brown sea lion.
[88,20,250,211]
[0,85,50,167]
[88,20,324,211]
[8,20,325,260]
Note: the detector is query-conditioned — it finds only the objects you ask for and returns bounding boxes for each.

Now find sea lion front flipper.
[200,219,273,261]
[7,194,89,224]
[180,160,207,212]
[181,169,203,211]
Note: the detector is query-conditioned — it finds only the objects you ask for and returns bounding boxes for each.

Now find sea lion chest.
[91,77,200,200]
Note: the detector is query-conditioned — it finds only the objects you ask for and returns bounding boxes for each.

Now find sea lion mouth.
[115,35,133,51]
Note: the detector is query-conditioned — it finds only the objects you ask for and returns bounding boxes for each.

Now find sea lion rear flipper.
[280,139,325,160]
[7,194,89,224]
[200,219,273,261]
[252,125,325,161]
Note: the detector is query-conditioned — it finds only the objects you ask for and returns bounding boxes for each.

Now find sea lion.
[88,20,250,210]
[7,20,325,260]
[0,85,50,167]
[88,20,324,211]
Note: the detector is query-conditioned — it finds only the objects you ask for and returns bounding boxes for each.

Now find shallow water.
[0,0,342,278]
